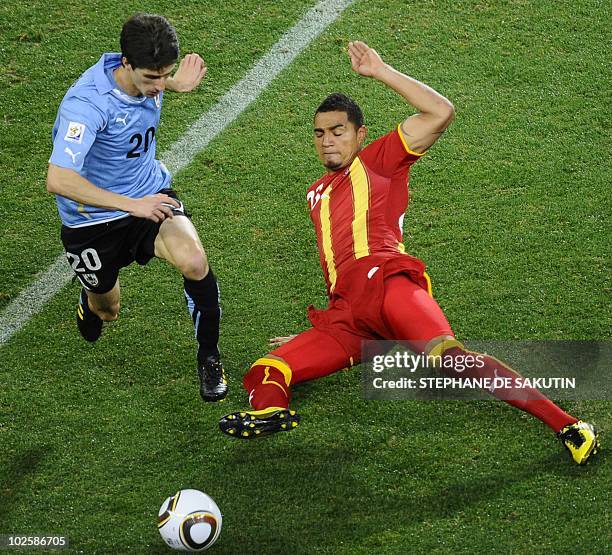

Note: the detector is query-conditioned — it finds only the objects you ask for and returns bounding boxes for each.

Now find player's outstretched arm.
[46,164,180,223]
[347,41,454,153]
[166,53,207,93]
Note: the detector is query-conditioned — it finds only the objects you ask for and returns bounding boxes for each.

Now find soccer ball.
[158,489,222,551]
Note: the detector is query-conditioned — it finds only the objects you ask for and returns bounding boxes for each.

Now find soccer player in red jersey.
[220,41,599,464]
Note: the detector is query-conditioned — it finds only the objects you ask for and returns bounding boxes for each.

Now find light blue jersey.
[49,53,171,228]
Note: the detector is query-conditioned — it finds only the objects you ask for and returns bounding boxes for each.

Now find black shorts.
[61,188,188,294]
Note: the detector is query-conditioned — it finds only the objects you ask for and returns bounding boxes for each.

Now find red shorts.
[271,254,453,385]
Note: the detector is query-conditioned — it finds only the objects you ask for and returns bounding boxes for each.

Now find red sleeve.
[357,125,425,178]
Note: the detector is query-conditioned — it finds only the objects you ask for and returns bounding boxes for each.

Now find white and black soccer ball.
[158,489,222,551]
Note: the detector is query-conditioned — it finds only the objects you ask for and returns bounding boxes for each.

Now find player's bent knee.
[181,257,208,281]
[177,247,208,281]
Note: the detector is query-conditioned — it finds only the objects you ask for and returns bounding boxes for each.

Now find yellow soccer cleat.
[557,421,600,465]
[219,407,300,439]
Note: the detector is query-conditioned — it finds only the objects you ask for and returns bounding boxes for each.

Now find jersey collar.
[92,52,123,95]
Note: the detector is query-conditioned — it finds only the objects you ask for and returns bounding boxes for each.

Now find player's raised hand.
[348,41,386,79]
[168,53,207,92]
[128,193,180,222]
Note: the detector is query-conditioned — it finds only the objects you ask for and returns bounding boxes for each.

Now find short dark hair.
[315,93,364,128]
[120,14,179,70]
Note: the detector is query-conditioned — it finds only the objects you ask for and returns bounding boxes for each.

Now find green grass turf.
[1,0,610,553]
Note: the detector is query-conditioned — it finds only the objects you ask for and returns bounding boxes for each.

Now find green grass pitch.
[0,0,610,553]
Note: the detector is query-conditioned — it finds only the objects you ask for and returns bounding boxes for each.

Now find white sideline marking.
[0,0,356,347]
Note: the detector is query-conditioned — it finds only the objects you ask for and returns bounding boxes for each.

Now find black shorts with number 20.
[61,188,187,294]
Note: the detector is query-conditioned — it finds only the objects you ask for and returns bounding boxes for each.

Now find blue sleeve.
[49,95,106,173]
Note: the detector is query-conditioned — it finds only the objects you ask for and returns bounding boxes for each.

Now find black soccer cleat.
[557,420,601,465]
[76,288,103,342]
[219,407,300,439]
[198,356,228,402]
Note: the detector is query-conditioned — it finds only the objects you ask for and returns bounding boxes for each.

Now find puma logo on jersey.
[64,147,81,165]
[115,113,129,125]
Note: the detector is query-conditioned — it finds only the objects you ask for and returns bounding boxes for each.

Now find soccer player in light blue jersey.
[46,14,227,402]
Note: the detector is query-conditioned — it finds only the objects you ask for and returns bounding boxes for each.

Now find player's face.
[314,111,367,171]
[125,62,176,97]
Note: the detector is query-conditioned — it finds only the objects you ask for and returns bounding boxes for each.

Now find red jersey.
[307,125,424,294]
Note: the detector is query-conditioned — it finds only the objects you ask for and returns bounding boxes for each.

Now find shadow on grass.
[0,447,48,523]
[163,439,550,555]
[145,386,605,555]
[228,432,606,555]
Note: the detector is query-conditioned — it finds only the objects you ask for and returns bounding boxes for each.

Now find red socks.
[439,343,578,433]
[243,357,292,410]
